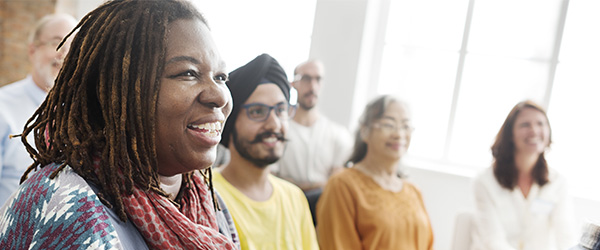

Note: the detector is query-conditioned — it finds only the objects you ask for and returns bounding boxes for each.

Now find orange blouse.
[316,168,434,250]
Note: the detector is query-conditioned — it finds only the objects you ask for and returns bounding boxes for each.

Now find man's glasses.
[242,102,297,122]
[294,74,321,84]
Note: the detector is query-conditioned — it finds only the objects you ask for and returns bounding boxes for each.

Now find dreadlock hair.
[491,100,551,190]
[19,0,220,221]
[347,95,407,166]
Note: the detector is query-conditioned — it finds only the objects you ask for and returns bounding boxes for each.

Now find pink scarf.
[122,173,236,249]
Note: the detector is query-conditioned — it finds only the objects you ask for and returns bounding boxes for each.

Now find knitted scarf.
[122,172,236,249]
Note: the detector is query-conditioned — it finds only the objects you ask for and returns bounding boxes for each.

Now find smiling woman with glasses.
[242,102,297,122]
[317,95,434,250]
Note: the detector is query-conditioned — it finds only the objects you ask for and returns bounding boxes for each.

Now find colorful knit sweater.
[0,163,122,249]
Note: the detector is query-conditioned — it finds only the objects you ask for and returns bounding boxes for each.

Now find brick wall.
[0,0,57,87]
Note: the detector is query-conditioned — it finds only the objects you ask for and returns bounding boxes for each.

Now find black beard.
[232,130,287,168]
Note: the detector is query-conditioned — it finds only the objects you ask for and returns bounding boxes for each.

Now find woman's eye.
[169,70,198,79]
[181,70,197,77]
[214,73,228,83]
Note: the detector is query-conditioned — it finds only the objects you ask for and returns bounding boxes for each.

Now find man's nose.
[263,108,283,131]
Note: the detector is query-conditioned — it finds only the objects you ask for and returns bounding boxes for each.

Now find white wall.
[405,166,474,250]
[56,0,104,20]
[309,0,392,130]
[309,0,369,128]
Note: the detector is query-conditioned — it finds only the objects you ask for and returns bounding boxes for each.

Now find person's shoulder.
[270,174,313,206]
[318,114,348,131]
[547,167,565,181]
[0,164,120,249]
[208,170,231,191]
[472,166,500,191]
[270,174,303,194]
[17,163,95,203]
[326,168,362,187]
[331,167,356,178]
[0,78,30,97]
[211,169,225,182]
[317,114,353,143]
[402,180,419,191]
[474,166,494,181]
[546,167,568,188]
[400,180,427,199]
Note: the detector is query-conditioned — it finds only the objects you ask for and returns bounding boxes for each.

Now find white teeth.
[525,138,542,144]
[263,137,277,143]
[189,121,223,137]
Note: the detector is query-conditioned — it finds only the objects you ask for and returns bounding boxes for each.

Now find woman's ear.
[360,125,369,142]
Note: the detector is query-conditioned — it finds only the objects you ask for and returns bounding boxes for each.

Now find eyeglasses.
[372,121,414,134]
[293,74,321,83]
[35,38,69,52]
[242,102,297,122]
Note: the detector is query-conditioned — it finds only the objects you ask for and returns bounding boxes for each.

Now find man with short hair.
[274,59,353,224]
[213,54,318,250]
[0,14,77,205]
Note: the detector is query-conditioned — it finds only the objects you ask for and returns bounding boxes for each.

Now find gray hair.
[28,13,77,44]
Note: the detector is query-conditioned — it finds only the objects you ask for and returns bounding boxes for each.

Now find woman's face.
[155,19,232,176]
[512,107,550,156]
[364,101,412,161]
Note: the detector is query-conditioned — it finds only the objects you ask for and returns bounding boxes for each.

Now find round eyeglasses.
[242,102,297,122]
[372,121,414,134]
[293,74,322,84]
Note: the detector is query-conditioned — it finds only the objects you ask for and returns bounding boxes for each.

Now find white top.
[275,114,353,186]
[471,166,576,250]
[0,76,46,205]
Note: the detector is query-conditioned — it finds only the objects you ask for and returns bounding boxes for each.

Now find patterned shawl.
[0,163,240,249]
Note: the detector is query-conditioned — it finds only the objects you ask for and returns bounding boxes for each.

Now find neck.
[31,73,51,93]
[293,106,319,126]
[514,151,540,176]
[159,173,183,200]
[354,152,403,192]
[355,153,399,178]
[514,153,538,198]
[220,150,273,201]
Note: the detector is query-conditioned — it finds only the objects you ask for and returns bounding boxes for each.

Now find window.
[194,0,317,79]
[379,0,468,161]
[546,0,600,200]
[379,0,600,199]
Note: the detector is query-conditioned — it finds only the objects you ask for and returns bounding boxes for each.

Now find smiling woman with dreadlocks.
[0,1,239,249]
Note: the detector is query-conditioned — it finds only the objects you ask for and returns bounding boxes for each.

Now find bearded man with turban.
[212,54,319,250]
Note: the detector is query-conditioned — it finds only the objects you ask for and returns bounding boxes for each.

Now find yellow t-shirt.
[213,172,319,250]
[317,168,434,250]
